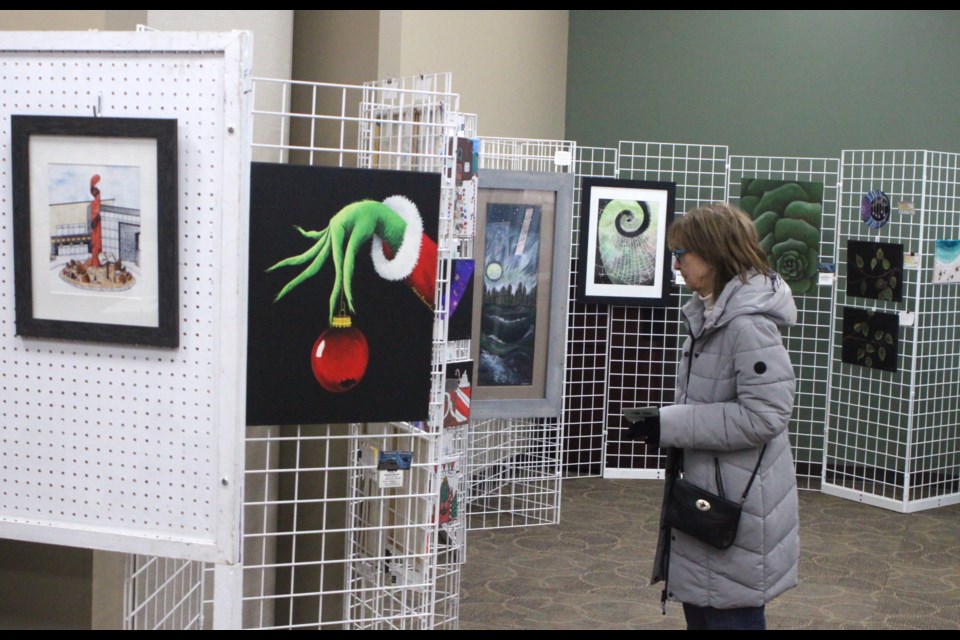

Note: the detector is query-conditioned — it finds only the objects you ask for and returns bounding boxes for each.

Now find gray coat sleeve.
[659,317,796,450]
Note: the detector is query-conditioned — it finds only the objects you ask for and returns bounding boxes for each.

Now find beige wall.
[291,10,569,140]
[287,10,380,166]
[381,10,568,140]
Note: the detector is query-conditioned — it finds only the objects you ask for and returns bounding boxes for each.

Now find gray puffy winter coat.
[651,270,799,610]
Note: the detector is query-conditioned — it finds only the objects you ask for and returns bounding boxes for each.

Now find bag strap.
[712,444,768,505]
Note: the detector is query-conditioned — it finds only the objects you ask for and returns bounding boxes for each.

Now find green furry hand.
[267,199,407,325]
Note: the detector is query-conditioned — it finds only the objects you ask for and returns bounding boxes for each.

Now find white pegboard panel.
[729,156,840,491]
[605,141,729,479]
[0,31,252,563]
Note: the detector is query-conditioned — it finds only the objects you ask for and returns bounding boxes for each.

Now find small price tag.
[376,450,412,489]
[899,310,915,327]
[379,469,403,488]
[554,150,572,167]
[818,263,836,286]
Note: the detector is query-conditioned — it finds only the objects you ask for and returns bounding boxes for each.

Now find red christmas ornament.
[311,315,369,393]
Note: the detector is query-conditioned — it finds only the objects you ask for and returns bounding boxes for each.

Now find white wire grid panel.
[0,32,249,563]
[196,73,464,629]
[464,137,575,530]
[465,417,563,530]
[124,555,204,629]
[824,150,960,512]
[728,156,840,491]
[603,142,729,479]
[562,146,619,478]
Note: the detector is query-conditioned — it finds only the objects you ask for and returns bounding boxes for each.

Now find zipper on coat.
[662,315,698,612]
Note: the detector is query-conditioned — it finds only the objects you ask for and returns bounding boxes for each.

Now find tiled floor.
[460,477,960,629]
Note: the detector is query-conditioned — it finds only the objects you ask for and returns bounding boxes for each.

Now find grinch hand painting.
[268,196,438,393]
[246,163,441,427]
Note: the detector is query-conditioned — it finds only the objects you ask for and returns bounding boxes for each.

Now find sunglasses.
[672,249,688,263]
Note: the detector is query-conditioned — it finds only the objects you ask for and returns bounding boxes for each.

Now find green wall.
[566,10,960,157]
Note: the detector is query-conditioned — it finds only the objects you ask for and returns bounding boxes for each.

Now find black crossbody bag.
[664,445,766,550]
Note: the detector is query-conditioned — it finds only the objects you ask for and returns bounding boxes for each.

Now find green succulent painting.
[740,179,823,295]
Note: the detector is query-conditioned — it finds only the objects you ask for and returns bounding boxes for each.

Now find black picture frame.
[575,177,676,306]
[12,115,179,347]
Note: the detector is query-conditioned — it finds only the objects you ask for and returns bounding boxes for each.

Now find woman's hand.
[626,411,661,446]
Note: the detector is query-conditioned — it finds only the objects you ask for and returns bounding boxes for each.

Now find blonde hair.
[668,203,770,297]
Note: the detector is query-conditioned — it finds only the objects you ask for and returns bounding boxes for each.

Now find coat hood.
[683,271,797,338]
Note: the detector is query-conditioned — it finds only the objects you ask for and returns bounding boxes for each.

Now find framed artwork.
[471,169,573,419]
[846,240,903,302]
[575,177,676,306]
[247,163,441,426]
[861,189,891,230]
[443,361,472,428]
[740,178,823,295]
[841,307,899,373]
[933,239,960,284]
[11,115,179,347]
[447,258,476,341]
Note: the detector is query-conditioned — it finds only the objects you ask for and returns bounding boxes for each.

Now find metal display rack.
[464,137,575,531]
[823,150,960,512]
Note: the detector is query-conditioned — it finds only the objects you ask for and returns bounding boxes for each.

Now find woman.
[629,203,800,630]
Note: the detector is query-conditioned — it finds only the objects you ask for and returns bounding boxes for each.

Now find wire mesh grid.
[603,142,729,477]
[463,137,576,530]
[824,150,960,511]
[465,418,563,530]
[911,152,960,505]
[231,73,460,629]
[102,72,464,629]
[728,156,840,491]
[561,146,619,478]
[124,555,205,630]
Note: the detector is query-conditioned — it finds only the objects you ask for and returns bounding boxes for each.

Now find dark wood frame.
[12,115,179,347]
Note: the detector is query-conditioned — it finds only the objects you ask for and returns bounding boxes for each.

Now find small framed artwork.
[846,240,903,302]
[841,307,898,373]
[575,177,676,306]
[11,115,179,347]
[933,239,960,283]
[471,169,573,419]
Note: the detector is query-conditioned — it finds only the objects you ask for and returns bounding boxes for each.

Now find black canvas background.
[246,163,440,426]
